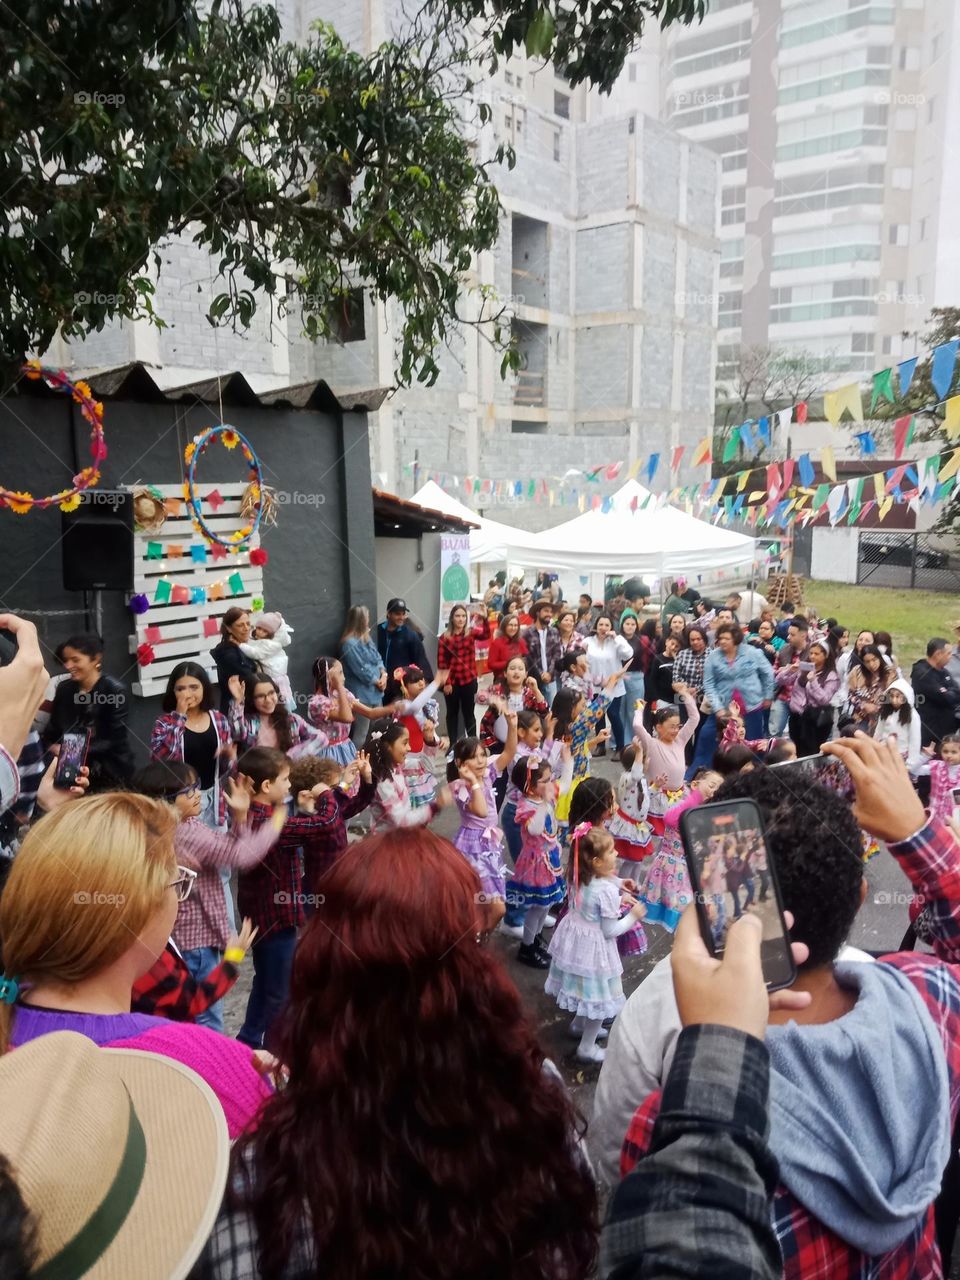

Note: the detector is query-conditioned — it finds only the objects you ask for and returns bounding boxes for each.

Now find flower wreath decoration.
[0,362,107,514]
[184,426,263,550]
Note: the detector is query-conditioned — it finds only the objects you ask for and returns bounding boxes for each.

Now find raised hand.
[226,917,259,956]
[227,674,245,704]
[354,750,373,783]
[224,775,253,823]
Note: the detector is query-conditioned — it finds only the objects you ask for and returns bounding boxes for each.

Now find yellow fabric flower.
[222,431,239,450]
[59,493,82,513]
[7,491,34,514]
[23,361,42,381]
[184,442,196,464]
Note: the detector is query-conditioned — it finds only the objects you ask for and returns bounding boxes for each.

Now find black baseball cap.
[387,598,408,613]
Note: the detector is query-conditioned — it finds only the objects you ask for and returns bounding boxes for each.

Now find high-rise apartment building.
[53,0,720,531]
[644,0,960,389]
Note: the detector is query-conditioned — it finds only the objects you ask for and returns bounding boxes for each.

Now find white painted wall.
[811,528,860,584]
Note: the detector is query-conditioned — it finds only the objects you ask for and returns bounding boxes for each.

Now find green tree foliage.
[0,0,510,384]
[441,0,707,91]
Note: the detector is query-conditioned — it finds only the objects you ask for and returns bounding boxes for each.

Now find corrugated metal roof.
[373,487,477,535]
[10,361,389,414]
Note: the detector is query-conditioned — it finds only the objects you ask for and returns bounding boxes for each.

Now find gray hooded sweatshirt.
[765,959,952,1255]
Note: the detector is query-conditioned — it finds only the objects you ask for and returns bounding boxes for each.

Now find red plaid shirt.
[295,778,375,894]
[621,816,960,1280]
[236,802,316,936]
[437,620,489,687]
[131,941,238,1021]
[150,709,234,826]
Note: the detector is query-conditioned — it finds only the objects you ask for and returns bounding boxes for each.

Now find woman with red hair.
[199,829,598,1279]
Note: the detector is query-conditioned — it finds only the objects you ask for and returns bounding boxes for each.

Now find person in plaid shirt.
[523,598,564,704]
[607,735,960,1280]
[285,753,376,900]
[131,935,248,1022]
[234,746,334,1050]
[437,603,489,742]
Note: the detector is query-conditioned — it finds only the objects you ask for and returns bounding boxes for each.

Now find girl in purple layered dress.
[448,715,519,926]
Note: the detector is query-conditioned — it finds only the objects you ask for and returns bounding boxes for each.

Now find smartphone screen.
[769,752,854,802]
[952,787,960,812]
[680,798,797,991]
[54,731,91,789]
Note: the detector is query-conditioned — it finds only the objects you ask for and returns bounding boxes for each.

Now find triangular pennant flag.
[797,453,814,487]
[898,356,918,397]
[879,496,893,521]
[873,472,885,503]
[605,462,622,481]
[739,422,755,453]
[748,490,766,503]
[736,469,751,493]
[766,463,782,500]
[893,415,913,459]
[811,483,831,512]
[821,445,836,482]
[870,368,895,411]
[146,541,163,561]
[671,446,685,472]
[777,408,792,431]
[692,436,712,467]
[154,579,172,604]
[931,340,960,399]
[940,450,960,482]
[722,433,739,463]
[645,453,660,484]
[190,586,207,605]
[757,417,771,445]
[945,397,960,442]
[145,625,162,644]
[203,617,219,638]
[823,383,864,426]
[782,458,796,491]
[714,475,728,499]
[853,431,877,456]
[795,401,808,424]
[171,584,190,605]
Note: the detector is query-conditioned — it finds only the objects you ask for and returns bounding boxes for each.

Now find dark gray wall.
[0,390,376,756]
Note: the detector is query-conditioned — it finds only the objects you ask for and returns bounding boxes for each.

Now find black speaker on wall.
[61,491,134,591]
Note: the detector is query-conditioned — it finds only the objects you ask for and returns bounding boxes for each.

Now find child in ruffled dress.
[392,665,449,810]
[568,778,646,959]
[365,720,453,831]
[500,710,561,935]
[545,825,647,1064]
[241,612,295,709]
[512,749,574,969]
[447,716,519,927]
[641,768,722,932]
[308,657,389,794]
[606,740,652,877]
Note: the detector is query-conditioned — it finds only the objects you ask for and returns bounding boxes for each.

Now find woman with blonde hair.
[339,604,387,745]
[0,792,270,1136]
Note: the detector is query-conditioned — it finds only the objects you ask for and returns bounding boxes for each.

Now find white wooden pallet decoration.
[128,482,265,698]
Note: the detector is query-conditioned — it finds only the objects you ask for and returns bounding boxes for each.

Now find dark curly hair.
[713,767,864,968]
[231,830,598,1279]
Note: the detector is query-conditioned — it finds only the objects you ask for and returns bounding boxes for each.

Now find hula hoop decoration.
[0,362,106,514]
[184,426,263,550]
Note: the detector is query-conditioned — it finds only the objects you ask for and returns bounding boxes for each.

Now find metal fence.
[856,531,960,591]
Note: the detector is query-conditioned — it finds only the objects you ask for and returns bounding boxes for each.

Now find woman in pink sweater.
[0,792,271,1138]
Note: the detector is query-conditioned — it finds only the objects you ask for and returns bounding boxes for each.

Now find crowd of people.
[2,569,960,1277]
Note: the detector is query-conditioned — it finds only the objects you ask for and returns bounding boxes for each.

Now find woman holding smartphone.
[42,634,133,790]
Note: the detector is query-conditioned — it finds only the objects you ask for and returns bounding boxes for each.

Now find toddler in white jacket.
[241,612,294,708]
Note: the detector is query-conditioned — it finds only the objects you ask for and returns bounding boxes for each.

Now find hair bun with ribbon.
[571,821,592,841]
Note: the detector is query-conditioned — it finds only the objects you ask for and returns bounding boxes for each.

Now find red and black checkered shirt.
[621,815,960,1280]
[437,620,488,688]
[298,778,375,896]
[131,942,238,1022]
[236,802,314,936]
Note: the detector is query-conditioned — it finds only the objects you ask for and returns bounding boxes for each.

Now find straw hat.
[0,1031,229,1279]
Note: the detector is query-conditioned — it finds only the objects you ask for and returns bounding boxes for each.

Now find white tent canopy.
[504,479,757,576]
[412,481,528,563]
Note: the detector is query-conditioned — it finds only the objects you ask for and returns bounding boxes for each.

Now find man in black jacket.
[377,599,433,700]
[911,637,960,746]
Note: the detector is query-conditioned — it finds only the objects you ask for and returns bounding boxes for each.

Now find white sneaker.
[500,922,524,938]
[545,914,557,928]
[576,1044,606,1064]
[569,1020,608,1040]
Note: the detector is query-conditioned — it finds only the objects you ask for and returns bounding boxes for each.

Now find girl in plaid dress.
[511,749,574,968]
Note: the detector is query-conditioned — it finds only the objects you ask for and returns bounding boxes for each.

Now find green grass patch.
[803,579,960,670]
